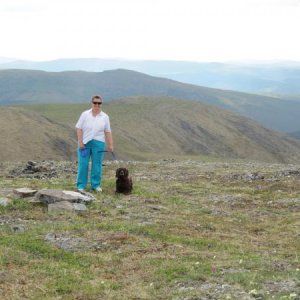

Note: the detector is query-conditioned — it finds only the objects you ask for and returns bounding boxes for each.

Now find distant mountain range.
[289,131,300,139]
[1,58,300,98]
[1,68,300,133]
[2,96,300,163]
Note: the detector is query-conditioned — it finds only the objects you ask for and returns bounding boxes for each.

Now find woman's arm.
[76,128,85,149]
[105,131,113,152]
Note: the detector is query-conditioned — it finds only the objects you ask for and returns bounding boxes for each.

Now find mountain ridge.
[1,57,300,96]
[1,68,300,133]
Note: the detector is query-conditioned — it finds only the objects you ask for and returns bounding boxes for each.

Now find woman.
[75,95,113,192]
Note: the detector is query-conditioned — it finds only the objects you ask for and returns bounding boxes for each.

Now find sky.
[0,0,300,62]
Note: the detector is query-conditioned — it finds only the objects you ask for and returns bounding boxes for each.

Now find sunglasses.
[92,102,102,105]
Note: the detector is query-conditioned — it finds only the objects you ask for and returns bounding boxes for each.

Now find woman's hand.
[79,141,85,149]
[108,144,114,152]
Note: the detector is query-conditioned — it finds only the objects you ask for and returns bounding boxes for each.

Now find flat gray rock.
[48,201,76,212]
[35,189,95,204]
[63,190,95,202]
[13,188,37,198]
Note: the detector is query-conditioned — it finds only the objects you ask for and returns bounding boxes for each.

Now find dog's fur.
[115,167,133,194]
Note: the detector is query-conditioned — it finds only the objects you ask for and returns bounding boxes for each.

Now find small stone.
[249,289,258,296]
[146,205,168,211]
[0,271,11,284]
[73,203,87,211]
[11,224,25,233]
[45,233,57,242]
[0,198,10,206]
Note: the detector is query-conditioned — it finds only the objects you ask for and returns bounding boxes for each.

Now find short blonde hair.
[91,95,103,102]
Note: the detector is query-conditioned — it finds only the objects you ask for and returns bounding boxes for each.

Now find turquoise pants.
[76,139,106,190]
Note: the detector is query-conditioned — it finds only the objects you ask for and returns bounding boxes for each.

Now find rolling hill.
[1,69,300,133]
[2,96,300,163]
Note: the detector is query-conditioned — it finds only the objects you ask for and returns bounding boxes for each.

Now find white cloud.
[0,0,299,62]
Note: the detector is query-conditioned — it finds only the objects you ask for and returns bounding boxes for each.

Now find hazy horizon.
[1,56,300,65]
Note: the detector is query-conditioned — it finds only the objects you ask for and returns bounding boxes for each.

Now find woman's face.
[91,98,102,112]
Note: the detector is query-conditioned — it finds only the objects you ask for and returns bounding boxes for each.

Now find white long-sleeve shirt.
[75,109,111,144]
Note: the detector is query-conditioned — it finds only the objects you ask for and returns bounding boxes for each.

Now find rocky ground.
[0,159,300,299]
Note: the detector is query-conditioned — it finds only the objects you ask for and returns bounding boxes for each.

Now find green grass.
[0,160,300,299]
[0,199,33,212]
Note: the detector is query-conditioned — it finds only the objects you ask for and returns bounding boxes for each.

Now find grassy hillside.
[1,69,300,132]
[7,96,300,164]
[0,107,77,161]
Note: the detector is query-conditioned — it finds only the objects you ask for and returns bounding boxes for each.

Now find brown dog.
[115,167,133,194]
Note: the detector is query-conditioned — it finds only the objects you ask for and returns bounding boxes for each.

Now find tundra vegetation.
[0,159,299,299]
